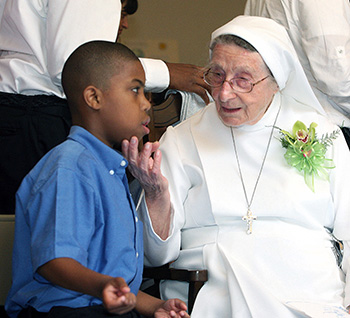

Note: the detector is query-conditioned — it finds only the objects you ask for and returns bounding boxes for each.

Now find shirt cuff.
[140,58,170,92]
[138,192,174,242]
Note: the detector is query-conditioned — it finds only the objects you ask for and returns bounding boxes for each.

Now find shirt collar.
[67,126,128,175]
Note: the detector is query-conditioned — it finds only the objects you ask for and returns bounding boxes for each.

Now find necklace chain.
[230,104,281,234]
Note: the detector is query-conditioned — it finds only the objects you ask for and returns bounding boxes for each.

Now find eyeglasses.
[204,68,270,93]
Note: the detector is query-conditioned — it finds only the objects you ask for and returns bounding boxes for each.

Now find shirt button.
[135,216,138,222]
[136,252,139,258]
[120,160,126,167]
[109,170,115,175]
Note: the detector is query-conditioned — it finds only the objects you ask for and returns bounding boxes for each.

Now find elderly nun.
[125,15,350,318]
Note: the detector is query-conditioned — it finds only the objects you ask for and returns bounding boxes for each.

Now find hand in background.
[166,62,211,105]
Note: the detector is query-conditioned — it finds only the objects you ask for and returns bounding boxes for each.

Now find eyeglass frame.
[203,68,270,94]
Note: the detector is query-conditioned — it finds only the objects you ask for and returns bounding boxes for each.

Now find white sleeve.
[46,0,121,88]
[138,127,189,266]
[138,196,178,266]
[295,0,350,112]
[140,58,170,92]
[331,131,350,308]
[342,241,350,309]
[244,0,266,16]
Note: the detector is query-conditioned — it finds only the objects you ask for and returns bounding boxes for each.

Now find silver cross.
[242,209,257,234]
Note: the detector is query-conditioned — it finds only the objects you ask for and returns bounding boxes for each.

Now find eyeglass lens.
[204,68,252,92]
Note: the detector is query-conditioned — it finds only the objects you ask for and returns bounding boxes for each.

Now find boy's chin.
[138,131,150,142]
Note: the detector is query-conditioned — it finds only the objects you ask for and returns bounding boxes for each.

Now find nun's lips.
[221,105,242,113]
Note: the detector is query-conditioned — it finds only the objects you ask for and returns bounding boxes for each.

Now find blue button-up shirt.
[6,126,143,317]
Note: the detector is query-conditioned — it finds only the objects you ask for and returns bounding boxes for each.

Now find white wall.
[121,0,247,67]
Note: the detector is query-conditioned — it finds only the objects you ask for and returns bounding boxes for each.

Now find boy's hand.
[102,277,136,315]
[154,298,190,318]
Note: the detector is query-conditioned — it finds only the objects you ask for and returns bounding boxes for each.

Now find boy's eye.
[132,87,140,94]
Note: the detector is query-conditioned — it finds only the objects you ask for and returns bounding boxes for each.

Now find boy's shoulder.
[35,138,87,173]
[31,126,102,178]
[15,137,94,209]
[21,126,124,196]
[21,139,87,191]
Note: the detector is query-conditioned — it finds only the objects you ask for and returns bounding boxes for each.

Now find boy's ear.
[83,85,103,110]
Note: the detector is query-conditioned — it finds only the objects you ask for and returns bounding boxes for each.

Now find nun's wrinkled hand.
[123,137,171,239]
[122,137,167,197]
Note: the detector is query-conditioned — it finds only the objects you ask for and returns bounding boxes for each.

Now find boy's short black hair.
[62,41,139,105]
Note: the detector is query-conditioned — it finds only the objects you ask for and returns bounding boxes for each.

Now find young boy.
[5,41,189,318]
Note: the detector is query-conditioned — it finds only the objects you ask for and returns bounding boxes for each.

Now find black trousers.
[18,305,146,318]
[0,92,72,214]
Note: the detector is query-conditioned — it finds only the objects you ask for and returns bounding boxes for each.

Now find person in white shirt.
[0,0,209,214]
[244,0,350,147]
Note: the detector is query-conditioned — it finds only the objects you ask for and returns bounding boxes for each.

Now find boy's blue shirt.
[5,126,143,317]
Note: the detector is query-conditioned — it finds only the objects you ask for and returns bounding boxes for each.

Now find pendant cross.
[242,209,257,235]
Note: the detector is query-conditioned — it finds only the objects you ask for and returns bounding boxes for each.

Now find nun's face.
[210,43,278,127]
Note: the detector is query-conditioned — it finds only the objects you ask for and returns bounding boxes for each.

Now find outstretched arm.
[141,59,211,104]
[122,137,172,240]
[37,257,136,315]
[166,62,211,105]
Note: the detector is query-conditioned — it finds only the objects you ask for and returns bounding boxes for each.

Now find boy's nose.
[143,95,151,112]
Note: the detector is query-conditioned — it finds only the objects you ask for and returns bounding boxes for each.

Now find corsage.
[277,121,339,192]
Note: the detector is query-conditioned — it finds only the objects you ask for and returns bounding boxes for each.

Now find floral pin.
[277,121,339,192]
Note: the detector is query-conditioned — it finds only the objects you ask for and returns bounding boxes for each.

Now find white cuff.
[140,58,170,92]
[139,194,174,242]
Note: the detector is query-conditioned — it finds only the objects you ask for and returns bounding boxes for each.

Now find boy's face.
[98,60,151,149]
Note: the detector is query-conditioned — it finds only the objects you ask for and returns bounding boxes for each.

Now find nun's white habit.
[139,16,350,318]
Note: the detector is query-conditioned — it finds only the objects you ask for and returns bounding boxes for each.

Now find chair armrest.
[143,265,208,283]
[143,265,208,314]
